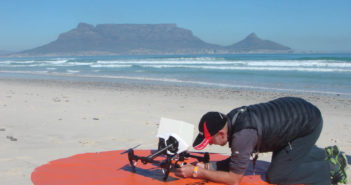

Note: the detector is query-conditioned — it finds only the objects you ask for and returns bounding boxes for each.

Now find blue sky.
[1,0,351,52]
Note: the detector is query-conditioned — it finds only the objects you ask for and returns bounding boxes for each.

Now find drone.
[127,133,210,181]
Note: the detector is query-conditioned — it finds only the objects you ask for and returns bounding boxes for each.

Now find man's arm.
[175,164,243,185]
[175,129,258,184]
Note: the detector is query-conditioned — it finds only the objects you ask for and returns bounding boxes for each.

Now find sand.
[0,78,350,185]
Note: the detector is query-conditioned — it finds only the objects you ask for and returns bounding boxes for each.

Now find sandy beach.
[1,78,351,185]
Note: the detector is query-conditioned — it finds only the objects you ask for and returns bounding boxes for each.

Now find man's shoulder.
[226,106,247,117]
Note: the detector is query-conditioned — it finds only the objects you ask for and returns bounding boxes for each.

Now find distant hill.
[17,23,291,56]
[0,50,14,56]
[227,33,291,51]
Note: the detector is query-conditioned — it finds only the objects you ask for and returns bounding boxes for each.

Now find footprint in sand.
[6,136,17,141]
[79,139,98,146]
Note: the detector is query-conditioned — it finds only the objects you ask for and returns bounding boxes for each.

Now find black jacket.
[227,97,322,152]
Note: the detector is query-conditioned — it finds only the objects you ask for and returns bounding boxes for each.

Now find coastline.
[1,78,350,184]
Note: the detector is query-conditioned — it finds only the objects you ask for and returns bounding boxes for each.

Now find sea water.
[1,53,351,96]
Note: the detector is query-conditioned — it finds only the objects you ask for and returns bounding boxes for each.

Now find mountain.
[227,33,291,51]
[20,23,218,56]
[18,23,291,56]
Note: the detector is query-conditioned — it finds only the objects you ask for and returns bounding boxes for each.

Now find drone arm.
[128,149,161,165]
[147,143,174,160]
[183,152,210,163]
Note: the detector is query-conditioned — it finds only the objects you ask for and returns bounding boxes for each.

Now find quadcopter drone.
[127,133,210,181]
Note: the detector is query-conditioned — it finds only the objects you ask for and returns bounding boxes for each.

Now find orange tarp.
[31,150,272,185]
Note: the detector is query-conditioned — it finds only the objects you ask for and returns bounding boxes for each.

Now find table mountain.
[21,23,218,56]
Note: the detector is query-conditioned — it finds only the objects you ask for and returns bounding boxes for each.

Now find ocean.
[1,53,351,96]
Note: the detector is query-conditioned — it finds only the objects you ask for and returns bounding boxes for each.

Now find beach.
[1,78,351,185]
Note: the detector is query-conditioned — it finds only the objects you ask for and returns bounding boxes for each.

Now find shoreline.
[1,53,351,98]
[1,71,351,97]
[1,77,350,184]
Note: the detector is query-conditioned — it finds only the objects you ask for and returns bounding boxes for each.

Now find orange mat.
[31,150,272,185]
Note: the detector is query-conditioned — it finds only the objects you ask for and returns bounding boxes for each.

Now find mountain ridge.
[18,23,291,56]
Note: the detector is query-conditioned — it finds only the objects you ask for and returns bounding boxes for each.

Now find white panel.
[156,117,194,148]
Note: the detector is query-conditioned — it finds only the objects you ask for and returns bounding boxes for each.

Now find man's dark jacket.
[227,97,322,153]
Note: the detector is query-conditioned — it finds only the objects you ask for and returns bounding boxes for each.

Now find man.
[175,97,348,185]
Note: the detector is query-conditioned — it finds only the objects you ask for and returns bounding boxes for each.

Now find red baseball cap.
[193,112,227,150]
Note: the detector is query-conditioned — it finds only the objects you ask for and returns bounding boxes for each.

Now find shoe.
[325,146,348,184]
[326,145,340,159]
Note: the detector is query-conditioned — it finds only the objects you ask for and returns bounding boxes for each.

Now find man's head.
[193,111,228,150]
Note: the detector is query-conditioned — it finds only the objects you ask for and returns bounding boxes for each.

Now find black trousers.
[266,120,331,185]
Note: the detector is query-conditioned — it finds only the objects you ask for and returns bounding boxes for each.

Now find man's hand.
[175,162,243,185]
[175,164,195,178]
